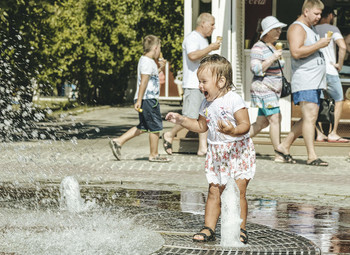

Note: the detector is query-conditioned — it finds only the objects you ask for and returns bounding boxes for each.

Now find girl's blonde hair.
[143,35,160,54]
[197,54,234,90]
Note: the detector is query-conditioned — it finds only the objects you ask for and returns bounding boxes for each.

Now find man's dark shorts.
[137,98,163,132]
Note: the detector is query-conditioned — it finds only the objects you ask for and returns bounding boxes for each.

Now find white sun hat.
[260,16,287,39]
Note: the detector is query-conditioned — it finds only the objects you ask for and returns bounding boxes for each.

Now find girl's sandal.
[192,226,216,242]
[240,228,248,244]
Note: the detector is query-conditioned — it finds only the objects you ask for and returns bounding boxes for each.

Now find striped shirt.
[250,41,284,109]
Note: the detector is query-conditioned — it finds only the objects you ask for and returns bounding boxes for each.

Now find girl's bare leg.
[193,184,223,241]
[235,178,250,241]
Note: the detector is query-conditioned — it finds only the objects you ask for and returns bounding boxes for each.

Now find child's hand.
[159,59,167,68]
[217,119,235,135]
[165,112,184,124]
[134,101,142,112]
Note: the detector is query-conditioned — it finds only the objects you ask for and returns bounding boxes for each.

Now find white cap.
[260,16,287,39]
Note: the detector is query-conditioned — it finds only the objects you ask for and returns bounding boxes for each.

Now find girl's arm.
[165,112,208,133]
[217,108,250,137]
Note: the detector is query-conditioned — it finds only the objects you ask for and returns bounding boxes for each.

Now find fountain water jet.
[220,178,245,247]
[59,176,95,213]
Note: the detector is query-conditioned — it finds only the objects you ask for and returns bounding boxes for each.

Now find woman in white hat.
[249,16,293,163]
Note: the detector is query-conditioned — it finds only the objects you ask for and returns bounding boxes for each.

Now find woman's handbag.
[317,90,335,124]
[265,43,291,98]
[280,75,292,98]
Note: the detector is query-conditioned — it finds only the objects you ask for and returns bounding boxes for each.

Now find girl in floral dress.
[165,54,256,244]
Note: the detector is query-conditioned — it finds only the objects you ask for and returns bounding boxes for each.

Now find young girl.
[165,54,256,244]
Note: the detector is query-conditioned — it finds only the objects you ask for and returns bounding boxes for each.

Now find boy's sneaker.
[109,140,121,160]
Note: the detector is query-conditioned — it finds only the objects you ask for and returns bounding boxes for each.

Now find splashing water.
[0,208,164,255]
[220,178,245,247]
[0,178,165,254]
[59,176,95,213]
[0,25,164,255]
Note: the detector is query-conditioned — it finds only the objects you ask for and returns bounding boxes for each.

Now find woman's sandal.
[274,150,296,164]
[240,228,248,244]
[192,226,216,242]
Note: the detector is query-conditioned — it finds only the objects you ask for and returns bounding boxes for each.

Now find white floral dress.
[199,90,256,185]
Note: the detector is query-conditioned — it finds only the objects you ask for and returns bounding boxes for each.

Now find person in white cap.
[249,16,289,163]
[276,0,331,166]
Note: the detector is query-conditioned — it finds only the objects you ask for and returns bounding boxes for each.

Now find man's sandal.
[192,226,216,242]
[306,158,328,167]
[240,228,248,244]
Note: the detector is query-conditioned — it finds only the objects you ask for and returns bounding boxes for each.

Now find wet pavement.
[0,104,349,254]
[0,185,323,254]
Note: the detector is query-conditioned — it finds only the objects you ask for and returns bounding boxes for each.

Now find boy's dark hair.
[198,54,234,90]
[321,6,337,18]
[143,35,160,54]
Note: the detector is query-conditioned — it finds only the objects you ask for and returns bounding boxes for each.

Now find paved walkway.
[0,104,349,209]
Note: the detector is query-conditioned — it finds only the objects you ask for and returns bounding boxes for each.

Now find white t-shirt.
[315,24,343,76]
[199,90,250,144]
[134,55,160,100]
[182,30,209,89]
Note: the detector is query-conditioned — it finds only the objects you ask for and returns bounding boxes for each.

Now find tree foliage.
[0,0,184,105]
[0,0,49,140]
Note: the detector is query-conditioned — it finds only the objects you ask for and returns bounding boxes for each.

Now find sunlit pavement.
[1,104,349,254]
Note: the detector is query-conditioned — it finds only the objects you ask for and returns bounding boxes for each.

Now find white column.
[231,0,237,84]
[211,0,227,56]
[184,0,192,37]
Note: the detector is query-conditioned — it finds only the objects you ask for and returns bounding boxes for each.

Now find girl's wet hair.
[198,54,235,90]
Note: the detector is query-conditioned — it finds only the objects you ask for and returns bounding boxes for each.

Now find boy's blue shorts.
[293,89,322,106]
[136,98,163,132]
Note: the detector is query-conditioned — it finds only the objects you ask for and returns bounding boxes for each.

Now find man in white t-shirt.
[315,6,349,143]
[163,13,221,156]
